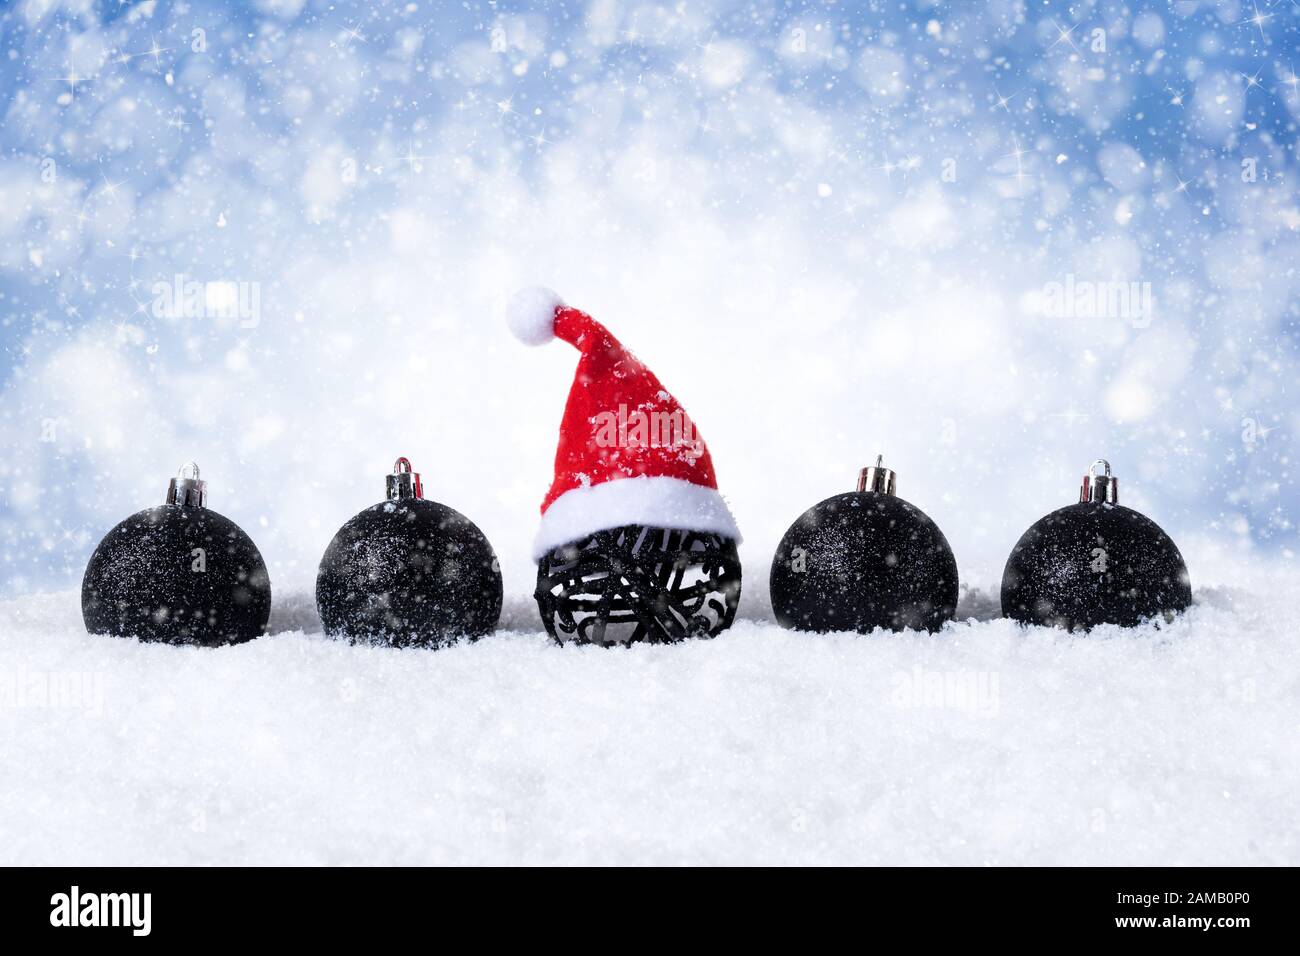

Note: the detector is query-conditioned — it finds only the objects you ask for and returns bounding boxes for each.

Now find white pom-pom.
[506,287,564,346]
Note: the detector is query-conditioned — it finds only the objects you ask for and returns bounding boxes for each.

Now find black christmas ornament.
[81,462,272,645]
[505,286,744,647]
[535,526,741,646]
[315,458,502,646]
[769,457,959,633]
[1000,459,1192,630]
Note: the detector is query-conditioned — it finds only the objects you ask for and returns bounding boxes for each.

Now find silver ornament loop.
[1079,458,1118,504]
[166,461,208,508]
[857,454,898,496]
[386,457,424,501]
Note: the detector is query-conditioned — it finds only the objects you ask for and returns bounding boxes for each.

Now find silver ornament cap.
[386,457,424,501]
[1079,459,1118,504]
[857,455,897,496]
[166,461,207,508]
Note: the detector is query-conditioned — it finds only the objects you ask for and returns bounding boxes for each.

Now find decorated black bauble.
[1001,460,1192,630]
[535,525,741,646]
[315,458,502,646]
[770,457,959,633]
[81,463,272,646]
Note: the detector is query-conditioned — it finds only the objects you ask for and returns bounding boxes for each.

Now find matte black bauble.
[1001,460,1192,630]
[535,524,741,646]
[770,458,958,633]
[81,463,271,646]
[315,458,502,646]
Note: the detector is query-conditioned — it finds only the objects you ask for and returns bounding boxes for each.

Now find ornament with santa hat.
[507,287,742,646]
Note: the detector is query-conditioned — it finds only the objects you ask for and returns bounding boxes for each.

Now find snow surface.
[2,556,1295,866]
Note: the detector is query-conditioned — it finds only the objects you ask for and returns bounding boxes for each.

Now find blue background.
[0,0,1296,597]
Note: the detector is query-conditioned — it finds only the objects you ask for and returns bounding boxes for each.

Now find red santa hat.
[507,287,741,560]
